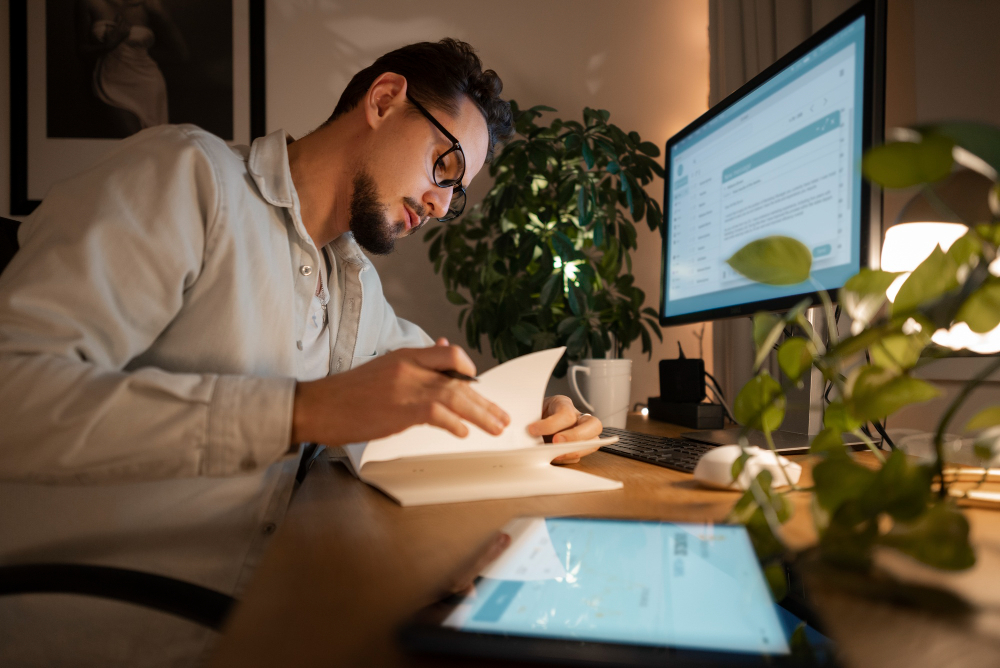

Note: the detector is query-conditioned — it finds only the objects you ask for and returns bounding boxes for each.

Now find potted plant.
[426,102,665,374]
[724,121,1000,600]
[426,102,667,425]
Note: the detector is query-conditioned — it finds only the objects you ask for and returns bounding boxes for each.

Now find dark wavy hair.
[328,38,513,161]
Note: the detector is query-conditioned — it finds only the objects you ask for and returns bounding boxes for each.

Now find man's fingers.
[422,373,509,435]
[550,413,603,443]
[551,446,602,465]
[424,401,470,438]
[408,344,477,378]
[527,408,578,437]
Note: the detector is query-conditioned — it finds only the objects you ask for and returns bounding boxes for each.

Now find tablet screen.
[442,518,799,655]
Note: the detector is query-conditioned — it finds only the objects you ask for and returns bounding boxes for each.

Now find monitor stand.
[682,307,879,454]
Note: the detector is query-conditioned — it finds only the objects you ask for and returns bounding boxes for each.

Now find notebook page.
[346,347,566,467]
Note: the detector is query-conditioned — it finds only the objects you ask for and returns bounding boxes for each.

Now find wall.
[266,0,712,404]
[3,0,997,422]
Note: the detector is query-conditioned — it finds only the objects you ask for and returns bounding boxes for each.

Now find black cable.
[704,371,737,425]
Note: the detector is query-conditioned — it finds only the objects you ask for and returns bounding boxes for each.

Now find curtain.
[707,0,856,401]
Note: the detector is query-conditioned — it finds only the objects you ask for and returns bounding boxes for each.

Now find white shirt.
[0,125,432,666]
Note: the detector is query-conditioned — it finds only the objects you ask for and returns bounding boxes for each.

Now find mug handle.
[568,365,596,413]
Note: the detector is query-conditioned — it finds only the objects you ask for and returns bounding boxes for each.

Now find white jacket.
[0,125,431,666]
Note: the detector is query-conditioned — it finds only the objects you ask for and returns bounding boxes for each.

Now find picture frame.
[9,0,266,215]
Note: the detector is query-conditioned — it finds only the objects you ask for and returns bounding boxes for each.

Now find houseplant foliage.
[425,101,664,375]
[726,121,1000,587]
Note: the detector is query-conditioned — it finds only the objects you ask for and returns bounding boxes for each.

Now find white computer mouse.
[693,445,802,491]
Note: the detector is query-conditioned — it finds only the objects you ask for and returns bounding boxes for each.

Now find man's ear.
[363,72,408,129]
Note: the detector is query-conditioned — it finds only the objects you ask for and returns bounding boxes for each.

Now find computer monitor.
[659,0,886,451]
[660,0,884,328]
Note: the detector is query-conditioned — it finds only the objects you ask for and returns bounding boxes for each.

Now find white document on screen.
[341,347,622,506]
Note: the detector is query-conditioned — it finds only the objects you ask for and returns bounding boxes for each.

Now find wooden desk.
[209,416,1000,667]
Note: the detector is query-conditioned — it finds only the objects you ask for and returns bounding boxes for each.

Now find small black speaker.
[658,358,706,403]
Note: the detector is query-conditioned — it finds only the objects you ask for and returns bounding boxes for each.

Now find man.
[0,39,600,665]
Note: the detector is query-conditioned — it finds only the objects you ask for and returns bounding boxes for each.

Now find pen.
[439,369,478,382]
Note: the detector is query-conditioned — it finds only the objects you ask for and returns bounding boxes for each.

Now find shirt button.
[300,265,313,276]
[262,523,277,536]
[296,340,303,351]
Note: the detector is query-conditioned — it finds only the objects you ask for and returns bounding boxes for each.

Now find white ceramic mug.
[567,358,632,429]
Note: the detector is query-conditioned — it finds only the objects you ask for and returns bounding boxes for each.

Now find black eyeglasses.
[406,93,467,222]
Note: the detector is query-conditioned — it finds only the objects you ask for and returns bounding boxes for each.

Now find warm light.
[641,407,649,417]
[881,221,1000,353]
[881,222,967,302]
[932,322,1000,354]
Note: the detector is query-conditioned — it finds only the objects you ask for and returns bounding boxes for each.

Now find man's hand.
[527,395,603,465]
[290,344,510,448]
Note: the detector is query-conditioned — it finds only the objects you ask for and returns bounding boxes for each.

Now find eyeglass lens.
[442,187,466,221]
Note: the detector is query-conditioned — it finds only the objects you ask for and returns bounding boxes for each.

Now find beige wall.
[2,0,997,419]
[266,0,712,403]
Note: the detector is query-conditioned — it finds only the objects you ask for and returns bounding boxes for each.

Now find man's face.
[348,94,489,255]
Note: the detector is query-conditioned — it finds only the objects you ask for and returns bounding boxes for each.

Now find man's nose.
[424,186,454,221]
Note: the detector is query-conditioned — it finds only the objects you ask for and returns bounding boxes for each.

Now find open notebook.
[342,347,623,506]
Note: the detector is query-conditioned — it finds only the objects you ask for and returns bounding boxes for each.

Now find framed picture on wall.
[9,0,266,215]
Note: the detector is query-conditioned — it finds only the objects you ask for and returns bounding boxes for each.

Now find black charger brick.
[659,358,706,403]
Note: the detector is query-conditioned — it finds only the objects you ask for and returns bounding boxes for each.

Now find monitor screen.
[661,7,881,326]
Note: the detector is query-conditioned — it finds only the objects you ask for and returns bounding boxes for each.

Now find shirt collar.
[247,129,368,269]
[247,129,296,208]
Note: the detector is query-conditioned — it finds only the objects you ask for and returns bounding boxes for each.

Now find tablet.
[401,517,837,667]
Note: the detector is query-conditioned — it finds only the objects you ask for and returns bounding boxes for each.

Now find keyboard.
[599,426,716,473]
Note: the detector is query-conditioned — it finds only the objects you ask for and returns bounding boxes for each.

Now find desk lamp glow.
[881,169,1000,353]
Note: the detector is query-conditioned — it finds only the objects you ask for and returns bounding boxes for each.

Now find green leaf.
[862,134,954,188]
[919,121,1000,178]
[638,141,660,157]
[752,312,783,371]
[568,284,586,316]
[840,268,902,325]
[445,290,468,305]
[819,507,878,570]
[566,325,587,356]
[809,428,844,455]
[731,450,750,482]
[879,502,976,571]
[777,337,813,384]
[812,451,877,513]
[581,142,595,169]
[823,402,863,433]
[869,333,928,373]
[557,316,579,337]
[946,230,982,266]
[733,371,786,432]
[956,280,1000,334]
[552,231,576,261]
[865,450,934,522]
[847,366,940,422]
[892,245,959,316]
[540,273,561,307]
[726,236,812,286]
[967,406,1000,432]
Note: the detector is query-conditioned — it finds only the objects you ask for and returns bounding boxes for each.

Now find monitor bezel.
[659,0,885,328]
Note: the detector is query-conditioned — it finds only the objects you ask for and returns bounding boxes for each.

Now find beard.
[348,169,402,256]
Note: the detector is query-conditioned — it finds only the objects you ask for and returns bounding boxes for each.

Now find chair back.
[0,217,20,275]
